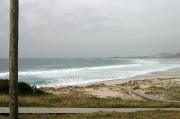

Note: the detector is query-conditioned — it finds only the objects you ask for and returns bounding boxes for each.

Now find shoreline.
[91,69,180,86]
[1,58,180,88]
[40,68,180,88]
[41,68,180,100]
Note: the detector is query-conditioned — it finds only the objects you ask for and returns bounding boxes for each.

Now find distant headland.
[110,53,180,59]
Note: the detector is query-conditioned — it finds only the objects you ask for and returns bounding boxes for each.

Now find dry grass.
[0,90,179,108]
[145,86,180,100]
[1,78,180,108]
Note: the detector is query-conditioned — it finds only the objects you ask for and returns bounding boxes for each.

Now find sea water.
[0,58,180,87]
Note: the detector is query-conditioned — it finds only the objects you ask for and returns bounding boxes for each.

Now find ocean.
[0,58,180,87]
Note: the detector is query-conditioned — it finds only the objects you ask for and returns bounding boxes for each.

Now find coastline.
[41,68,180,101]
[1,62,180,108]
[89,68,180,86]
[41,67,180,88]
[1,58,180,88]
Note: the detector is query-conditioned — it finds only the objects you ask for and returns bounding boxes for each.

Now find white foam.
[1,59,180,87]
[0,63,141,77]
[132,59,160,64]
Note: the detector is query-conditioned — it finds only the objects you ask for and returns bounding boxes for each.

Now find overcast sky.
[0,0,180,58]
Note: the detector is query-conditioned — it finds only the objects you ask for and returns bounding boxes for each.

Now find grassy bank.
[0,90,179,108]
[1,111,180,119]
[0,79,180,108]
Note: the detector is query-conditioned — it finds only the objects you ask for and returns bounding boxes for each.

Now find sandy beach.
[42,69,180,102]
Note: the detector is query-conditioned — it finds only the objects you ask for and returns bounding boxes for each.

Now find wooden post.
[9,0,19,119]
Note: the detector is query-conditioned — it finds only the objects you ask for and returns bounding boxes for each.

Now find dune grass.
[146,86,180,100]
[0,79,179,108]
[0,90,179,108]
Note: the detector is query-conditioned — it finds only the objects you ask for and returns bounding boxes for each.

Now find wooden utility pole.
[9,0,19,119]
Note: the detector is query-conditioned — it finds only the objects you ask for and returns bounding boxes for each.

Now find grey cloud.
[1,0,180,58]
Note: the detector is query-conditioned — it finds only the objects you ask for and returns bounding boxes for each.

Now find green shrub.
[0,79,45,95]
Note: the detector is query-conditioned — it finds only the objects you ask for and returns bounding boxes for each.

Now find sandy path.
[1,107,180,114]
